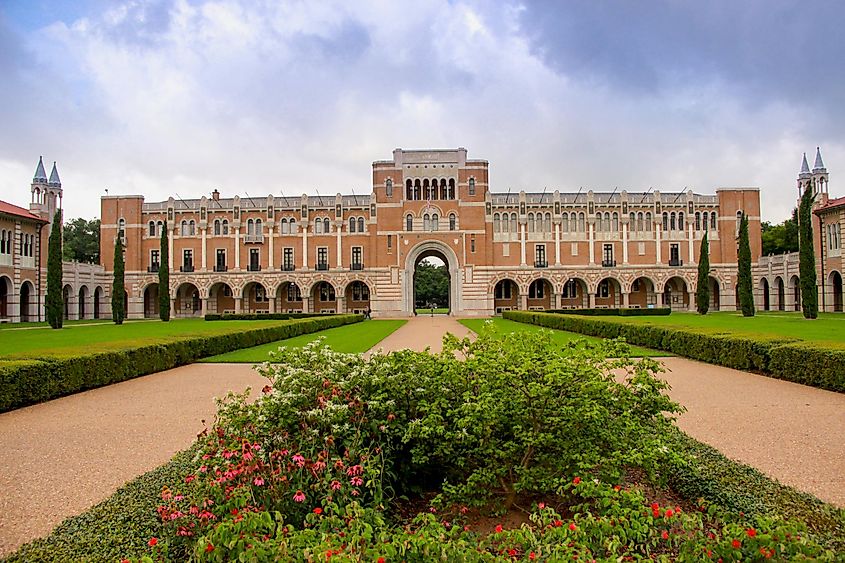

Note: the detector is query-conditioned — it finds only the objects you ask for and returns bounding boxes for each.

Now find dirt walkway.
[366,315,473,354]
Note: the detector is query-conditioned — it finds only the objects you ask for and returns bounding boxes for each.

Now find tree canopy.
[761,208,798,256]
[414,260,449,308]
[62,218,100,263]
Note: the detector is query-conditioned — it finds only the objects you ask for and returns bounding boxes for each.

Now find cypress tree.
[111,237,126,325]
[159,221,170,321]
[799,183,819,319]
[46,210,63,328]
[695,231,710,314]
[737,212,755,317]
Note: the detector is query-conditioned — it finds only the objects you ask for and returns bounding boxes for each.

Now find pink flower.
[292,454,306,467]
[293,490,306,503]
[330,480,342,491]
[185,475,195,484]
[346,464,363,476]
[350,476,363,486]
[351,488,360,496]
[254,477,265,486]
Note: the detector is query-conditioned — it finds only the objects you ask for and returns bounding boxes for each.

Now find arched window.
[637,212,643,232]
[315,218,323,234]
[222,219,229,235]
[448,178,456,199]
[289,218,296,233]
[440,179,448,200]
[247,219,255,235]
[562,213,569,232]
[494,213,501,232]
[406,179,413,200]
[149,221,155,236]
[578,212,585,232]
[678,212,684,231]
[189,220,196,235]
[529,280,545,299]
[431,213,439,231]
[629,213,635,230]
[736,211,743,233]
[711,212,717,230]
[323,218,330,233]
[214,219,221,235]
[701,212,708,232]
[645,212,652,231]
[662,212,668,231]
[414,179,421,200]
[511,213,518,233]
[255,219,262,234]
[695,212,701,231]
[423,214,430,231]
[280,218,288,234]
[450,213,456,231]
[469,178,476,196]
[423,179,432,201]
[670,212,676,231]
[180,220,187,236]
[386,179,393,198]
[406,214,413,231]
[157,221,163,236]
[612,212,619,232]
[527,213,535,232]
[604,212,611,232]
[545,213,552,233]
[358,217,364,232]
[349,217,356,233]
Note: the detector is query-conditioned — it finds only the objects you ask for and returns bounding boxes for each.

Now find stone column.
[199,297,206,317]
[588,293,596,308]
[622,292,630,308]
[554,223,561,265]
[688,291,696,311]
[336,225,342,269]
[588,224,595,265]
[554,293,562,309]
[201,228,207,271]
[268,226,274,270]
[687,224,695,266]
[303,296,312,313]
[655,225,662,264]
[622,223,629,264]
[520,224,526,266]
[338,295,346,313]
[519,294,528,310]
[302,225,308,270]
[234,228,241,270]
[234,294,242,314]
[269,297,276,314]
[168,226,174,270]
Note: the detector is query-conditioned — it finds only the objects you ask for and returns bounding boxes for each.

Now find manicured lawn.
[203,319,407,362]
[590,311,845,347]
[0,318,121,330]
[415,308,450,315]
[459,318,668,357]
[0,318,303,359]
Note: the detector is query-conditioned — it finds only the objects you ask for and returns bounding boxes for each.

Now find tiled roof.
[815,196,845,212]
[0,200,47,222]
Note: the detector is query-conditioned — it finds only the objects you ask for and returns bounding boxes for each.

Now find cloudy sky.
[1,0,843,222]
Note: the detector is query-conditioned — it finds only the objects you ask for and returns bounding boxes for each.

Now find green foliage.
[414,260,449,308]
[695,232,710,314]
[46,210,63,329]
[111,237,126,325]
[761,208,799,256]
[503,311,845,392]
[0,315,362,413]
[204,313,322,320]
[799,184,819,319]
[159,221,170,322]
[62,217,100,263]
[737,212,755,317]
[548,307,671,316]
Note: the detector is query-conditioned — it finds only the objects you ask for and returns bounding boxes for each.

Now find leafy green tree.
[799,184,818,319]
[62,217,100,263]
[46,210,64,328]
[414,260,449,308]
[159,221,170,321]
[761,208,799,256]
[737,212,755,317]
[695,232,710,314]
[111,237,126,325]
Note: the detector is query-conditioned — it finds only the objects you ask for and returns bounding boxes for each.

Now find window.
[431,213,439,231]
[183,249,193,270]
[535,244,546,266]
[214,219,221,235]
[358,217,364,232]
[563,279,579,299]
[348,217,356,233]
[470,235,476,253]
[736,211,743,234]
[645,212,652,231]
[670,212,676,231]
[597,280,610,298]
[287,283,302,301]
[289,219,296,233]
[319,283,336,302]
[387,234,392,252]
[603,244,614,265]
[495,280,513,299]
[562,213,569,232]
[249,248,260,271]
[494,213,500,232]
[529,280,545,299]
[695,212,701,231]
[448,178,455,199]
[216,248,226,270]
[670,244,680,265]
[527,213,535,233]
[469,178,476,196]
[281,218,289,234]
[157,221,163,236]
[439,178,448,200]
[423,214,430,231]
[317,247,328,268]
[254,285,266,302]
[406,214,413,231]
[629,212,636,230]
[449,213,456,231]
[315,219,323,234]
[662,212,668,231]
[351,282,369,301]
[151,250,160,269]
[247,218,254,235]
[283,247,294,270]
[637,212,644,231]
[711,212,717,230]
[181,220,188,236]
[678,212,684,231]
[149,221,156,236]
[222,220,229,235]
[118,218,126,238]
[189,220,196,235]
[352,246,363,267]
[386,179,393,198]
[612,212,619,232]
[255,219,262,234]
[323,218,330,233]
[578,212,585,232]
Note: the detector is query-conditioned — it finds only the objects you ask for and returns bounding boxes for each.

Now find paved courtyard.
[0,316,843,556]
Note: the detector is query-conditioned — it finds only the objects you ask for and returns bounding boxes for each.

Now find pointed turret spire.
[33,156,47,182]
[813,146,826,172]
[48,161,61,186]
[800,152,810,176]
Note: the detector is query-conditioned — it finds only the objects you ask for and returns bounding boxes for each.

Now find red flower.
[661,530,669,540]
[732,539,741,549]
[205,543,215,553]
[495,524,503,533]
[148,537,158,547]
[746,528,757,538]
[377,558,385,563]
[569,522,577,531]
[572,476,581,485]
[508,548,517,556]
[553,519,563,527]
[665,508,674,518]
[529,552,536,560]
[313,507,323,515]
[651,502,659,511]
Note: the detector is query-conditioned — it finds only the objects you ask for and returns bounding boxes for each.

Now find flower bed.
[504,310,845,392]
[0,315,362,412]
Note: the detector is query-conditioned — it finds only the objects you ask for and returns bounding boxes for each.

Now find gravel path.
[1,317,843,556]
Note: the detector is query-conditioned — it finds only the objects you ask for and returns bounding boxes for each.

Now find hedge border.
[504,311,845,392]
[0,315,362,413]
[204,313,323,321]
[547,307,671,316]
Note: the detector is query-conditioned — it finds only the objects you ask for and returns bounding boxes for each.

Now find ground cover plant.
[9,324,834,562]
[203,319,406,361]
[414,307,450,315]
[459,318,668,357]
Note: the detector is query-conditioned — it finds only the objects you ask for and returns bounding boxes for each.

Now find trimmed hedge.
[547,307,671,316]
[204,312,322,321]
[503,311,845,392]
[0,315,362,413]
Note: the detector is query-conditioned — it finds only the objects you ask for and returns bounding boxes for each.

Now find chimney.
[212,189,220,201]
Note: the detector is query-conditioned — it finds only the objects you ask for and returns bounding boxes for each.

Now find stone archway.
[0,276,10,320]
[143,283,160,318]
[830,270,843,312]
[403,240,461,316]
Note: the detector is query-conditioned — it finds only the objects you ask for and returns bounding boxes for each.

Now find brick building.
[98,148,764,318]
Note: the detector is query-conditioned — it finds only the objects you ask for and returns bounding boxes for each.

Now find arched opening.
[774,276,785,311]
[830,271,843,312]
[94,286,103,319]
[0,276,10,320]
[63,284,72,320]
[242,281,269,314]
[312,281,337,313]
[561,278,589,309]
[789,275,800,311]
[143,283,160,319]
[414,255,449,314]
[404,241,460,316]
[493,279,518,313]
[759,278,770,311]
[209,282,234,314]
[346,281,371,314]
[596,277,622,308]
[629,277,657,309]
[275,282,302,313]
[527,278,553,310]
[663,277,689,311]
[175,282,201,317]
[20,281,32,322]
[708,276,721,311]
[78,286,89,320]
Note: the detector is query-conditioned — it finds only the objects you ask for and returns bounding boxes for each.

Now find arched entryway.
[629,277,657,309]
[708,276,721,311]
[312,281,337,313]
[789,275,800,311]
[209,282,235,314]
[759,278,770,311]
[663,277,689,311]
[20,281,33,322]
[527,278,552,310]
[0,276,10,320]
[78,286,89,320]
[63,284,72,320]
[175,282,201,317]
[774,276,785,311]
[830,270,843,312]
[242,281,270,314]
[275,282,302,313]
[404,241,460,316]
[143,283,160,318]
[561,278,589,309]
[94,286,103,319]
[596,277,622,308]
[493,279,518,312]
[345,281,371,314]
[414,255,450,314]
